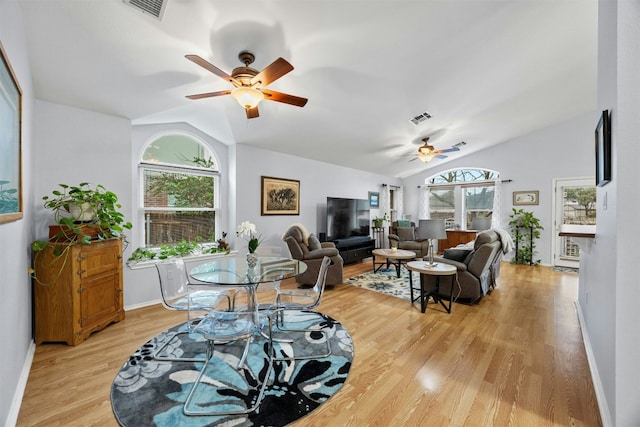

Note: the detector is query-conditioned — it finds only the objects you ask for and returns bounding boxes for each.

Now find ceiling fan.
[410,137,460,163]
[185,50,308,119]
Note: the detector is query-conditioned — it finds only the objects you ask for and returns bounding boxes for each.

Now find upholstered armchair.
[388,221,429,258]
[422,229,504,303]
[282,224,344,287]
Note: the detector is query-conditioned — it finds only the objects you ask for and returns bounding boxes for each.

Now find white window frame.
[423,168,498,230]
[138,134,221,247]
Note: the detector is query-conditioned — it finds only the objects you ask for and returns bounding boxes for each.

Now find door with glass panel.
[553,178,596,268]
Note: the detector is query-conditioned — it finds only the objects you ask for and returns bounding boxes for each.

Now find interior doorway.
[552,177,596,268]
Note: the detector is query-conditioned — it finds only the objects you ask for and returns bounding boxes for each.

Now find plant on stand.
[373,212,389,228]
[237,221,262,267]
[33,182,132,250]
[30,183,132,285]
[508,208,544,265]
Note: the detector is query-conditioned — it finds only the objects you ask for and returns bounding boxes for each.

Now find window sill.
[126,250,239,270]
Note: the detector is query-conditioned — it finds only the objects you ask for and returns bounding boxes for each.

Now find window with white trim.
[140,134,219,246]
[425,169,498,230]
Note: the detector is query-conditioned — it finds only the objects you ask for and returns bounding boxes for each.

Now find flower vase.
[246,252,258,268]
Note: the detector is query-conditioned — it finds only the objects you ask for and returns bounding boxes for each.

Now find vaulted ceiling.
[19,0,597,178]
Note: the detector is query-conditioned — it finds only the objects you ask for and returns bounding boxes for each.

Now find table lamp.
[417,219,447,266]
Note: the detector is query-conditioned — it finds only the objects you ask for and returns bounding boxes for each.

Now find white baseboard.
[575,300,613,427]
[124,298,161,311]
[5,340,36,427]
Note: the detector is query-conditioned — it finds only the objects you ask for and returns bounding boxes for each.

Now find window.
[424,169,498,229]
[140,134,219,246]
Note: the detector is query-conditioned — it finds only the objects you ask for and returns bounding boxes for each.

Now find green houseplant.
[508,208,544,265]
[32,182,132,251]
[30,183,132,286]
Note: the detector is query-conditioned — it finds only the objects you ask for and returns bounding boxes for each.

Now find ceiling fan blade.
[435,147,460,154]
[246,106,260,119]
[435,154,448,159]
[185,55,241,87]
[261,89,308,107]
[250,58,294,87]
[186,90,232,100]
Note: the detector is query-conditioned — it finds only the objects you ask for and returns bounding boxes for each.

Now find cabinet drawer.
[78,241,121,278]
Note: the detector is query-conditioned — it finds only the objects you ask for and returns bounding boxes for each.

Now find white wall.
[33,101,132,241]
[232,144,400,256]
[0,1,34,425]
[577,1,640,425]
[402,111,596,266]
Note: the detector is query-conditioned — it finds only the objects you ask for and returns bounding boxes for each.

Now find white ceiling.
[19,0,597,178]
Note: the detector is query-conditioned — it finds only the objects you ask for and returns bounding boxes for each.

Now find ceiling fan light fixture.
[419,153,435,163]
[231,86,264,109]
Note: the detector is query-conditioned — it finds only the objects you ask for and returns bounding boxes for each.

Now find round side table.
[406,261,457,313]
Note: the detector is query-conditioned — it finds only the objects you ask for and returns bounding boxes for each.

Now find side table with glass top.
[407,260,457,313]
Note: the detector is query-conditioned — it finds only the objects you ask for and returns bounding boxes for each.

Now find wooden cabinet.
[33,238,124,345]
[438,230,477,252]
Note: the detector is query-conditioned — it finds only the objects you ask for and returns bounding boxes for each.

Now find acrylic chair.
[183,288,281,416]
[154,259,232,362]
[272,256,332,360]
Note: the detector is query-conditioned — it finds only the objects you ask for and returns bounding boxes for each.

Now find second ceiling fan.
[410,137,460,163]
[185,50,308,119]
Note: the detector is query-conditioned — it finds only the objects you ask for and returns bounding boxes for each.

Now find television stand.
[334,237,375,264]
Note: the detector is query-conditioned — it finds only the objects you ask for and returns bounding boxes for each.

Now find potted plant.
[508,208,543,265]
[373,213,389,228]
[32,182,132,251]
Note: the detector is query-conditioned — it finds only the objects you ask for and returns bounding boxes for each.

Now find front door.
[552,177,596,268]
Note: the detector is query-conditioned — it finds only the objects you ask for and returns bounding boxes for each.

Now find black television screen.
[326,197,370,241]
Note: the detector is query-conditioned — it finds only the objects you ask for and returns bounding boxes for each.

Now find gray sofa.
[388,221,429,258]
[422,229,504,303]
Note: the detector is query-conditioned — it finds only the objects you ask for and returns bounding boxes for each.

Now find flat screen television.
[326,197,370,242]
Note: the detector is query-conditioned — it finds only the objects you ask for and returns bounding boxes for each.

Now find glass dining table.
[189,255,308,315]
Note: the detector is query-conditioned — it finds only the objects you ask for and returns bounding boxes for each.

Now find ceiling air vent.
[409,111,432,126]
[123,0,168,20]
[453,141,467,148]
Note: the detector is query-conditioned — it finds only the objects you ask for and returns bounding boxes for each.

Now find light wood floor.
[17,261,602,427]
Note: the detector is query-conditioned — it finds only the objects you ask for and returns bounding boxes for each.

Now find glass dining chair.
[183,288,281,417]
[272,256,332,360]
[154,259,232,362]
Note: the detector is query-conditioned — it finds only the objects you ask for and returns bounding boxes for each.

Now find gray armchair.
[422,229,503,303]
[388,221,429,258]
[282,225,344,287]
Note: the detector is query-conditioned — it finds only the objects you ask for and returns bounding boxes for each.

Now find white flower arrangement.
[237,221,262,253]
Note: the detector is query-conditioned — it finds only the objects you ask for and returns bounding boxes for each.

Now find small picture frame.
[513,190,539,206]
[368,191,380,208]
[261,176,300,215]
[595,109,611,187]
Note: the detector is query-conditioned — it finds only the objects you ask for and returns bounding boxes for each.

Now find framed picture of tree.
[0,42,23,224]
[261,176,300,215]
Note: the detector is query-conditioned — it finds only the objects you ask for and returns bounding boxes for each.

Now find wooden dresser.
[33,238,125,345]
[438,230,477,252]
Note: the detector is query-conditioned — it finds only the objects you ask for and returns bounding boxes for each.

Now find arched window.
[422,168,499,230]
[139,133,219,246]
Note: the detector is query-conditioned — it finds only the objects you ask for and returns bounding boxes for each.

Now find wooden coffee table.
[407,261,457,313]
[372,248,416,278]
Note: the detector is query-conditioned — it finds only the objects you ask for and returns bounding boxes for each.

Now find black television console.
[333,236,375,264]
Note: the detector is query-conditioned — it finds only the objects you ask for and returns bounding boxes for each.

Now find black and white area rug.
[111,311,353,427]
[346,266,419,301]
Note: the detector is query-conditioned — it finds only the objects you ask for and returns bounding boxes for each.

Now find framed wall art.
[513,190,539,206]
[595,109,611,187]
[0,42,23,224]
[261,176,300,215]
[368,191,380,208]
